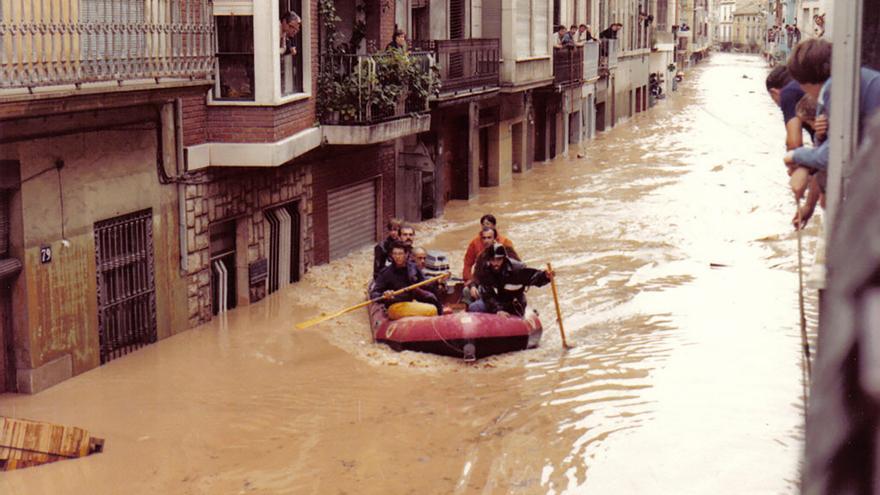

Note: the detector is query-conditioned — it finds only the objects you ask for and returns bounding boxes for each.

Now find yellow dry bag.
[387,301,438,320]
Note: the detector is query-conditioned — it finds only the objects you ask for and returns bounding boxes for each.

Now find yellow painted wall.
[6,123,188,376]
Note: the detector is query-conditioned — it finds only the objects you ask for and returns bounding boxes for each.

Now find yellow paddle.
[547,263,571,349]
[295,273,449,330]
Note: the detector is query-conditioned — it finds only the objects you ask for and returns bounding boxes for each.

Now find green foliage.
[317,2,439,124]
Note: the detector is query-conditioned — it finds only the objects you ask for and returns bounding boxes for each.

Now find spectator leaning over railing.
[784,38,880,200]
[577,24,596,44]
[599,23,623,39]
[555,25,575,48]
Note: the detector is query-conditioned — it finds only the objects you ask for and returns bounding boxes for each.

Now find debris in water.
[0,416,104,471]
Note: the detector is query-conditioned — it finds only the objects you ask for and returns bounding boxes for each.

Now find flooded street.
[1,53,818,494]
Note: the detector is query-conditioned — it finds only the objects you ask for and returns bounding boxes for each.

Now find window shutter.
[533,0,548,55]
[450,0,465,39]
[516,0,530,57]
[482,0,501,39]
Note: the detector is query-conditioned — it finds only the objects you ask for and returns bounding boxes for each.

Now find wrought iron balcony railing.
[0,0,214,91]
[318,51,434,125]
[553,45,583,86]
[409,38,499,96]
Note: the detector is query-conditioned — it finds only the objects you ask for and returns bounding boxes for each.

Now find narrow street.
[0,53,818,494]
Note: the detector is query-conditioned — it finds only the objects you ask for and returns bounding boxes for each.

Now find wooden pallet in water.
[0,416,104,471]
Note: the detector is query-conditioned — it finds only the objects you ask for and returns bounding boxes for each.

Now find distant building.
[733,1,765,52]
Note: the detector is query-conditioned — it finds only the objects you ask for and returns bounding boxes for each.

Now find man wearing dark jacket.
[599,23,622,40]
[373,218,401,278]
[370,242,443,314]
[468,244,551,316]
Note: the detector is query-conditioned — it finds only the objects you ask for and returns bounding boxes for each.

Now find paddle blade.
[295,312,333,330]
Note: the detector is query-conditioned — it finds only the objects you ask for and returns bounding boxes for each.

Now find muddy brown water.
[1,53,818,494]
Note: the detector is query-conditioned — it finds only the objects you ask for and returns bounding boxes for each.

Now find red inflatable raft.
[367,302,543,360]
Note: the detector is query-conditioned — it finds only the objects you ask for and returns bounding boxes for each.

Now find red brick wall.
[202,98,316,144]
[181,93,208,146]
[181,0,318,145]
[311,144,397,265]
[273,99,316,141]
[364,0,397,52]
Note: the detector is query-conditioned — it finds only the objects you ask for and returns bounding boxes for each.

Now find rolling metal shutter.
[328,180,377,261]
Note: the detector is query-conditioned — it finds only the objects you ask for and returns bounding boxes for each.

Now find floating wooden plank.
[0,417,104,471]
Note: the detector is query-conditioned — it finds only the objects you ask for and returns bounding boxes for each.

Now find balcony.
[599,39,619,72]
[318,51,435,144]
[582,42,600,82]
[553,46,583,87]
[652,31,676,51]
[0,0,214,93]
[410,39,500,99]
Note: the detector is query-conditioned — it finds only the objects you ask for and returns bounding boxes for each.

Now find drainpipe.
[174,98,188,276]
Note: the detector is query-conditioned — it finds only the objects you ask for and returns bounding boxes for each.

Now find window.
[211,0,311,105]
[657,0,668,30]
[517,0,548,58]
[215,16,255,101]
[280,0,304,96]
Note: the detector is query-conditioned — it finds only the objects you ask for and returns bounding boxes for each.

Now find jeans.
[468,300,490,313]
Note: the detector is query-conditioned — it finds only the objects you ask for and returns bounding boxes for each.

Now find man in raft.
[371,242,444,315]
[462,214,515,282]
[468,244,552,317]
[373,218,401,278]
[464,227,519,303]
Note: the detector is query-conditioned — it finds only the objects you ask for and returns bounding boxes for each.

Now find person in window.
[386,30,408,52]
[280,11,301,57]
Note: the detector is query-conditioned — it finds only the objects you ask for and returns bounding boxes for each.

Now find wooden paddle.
[295,273,449,330]
[547,263,571,349]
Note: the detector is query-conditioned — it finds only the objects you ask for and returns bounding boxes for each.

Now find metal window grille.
[94,209,157,364]
[209,220,237,315]
[265,202,300,294]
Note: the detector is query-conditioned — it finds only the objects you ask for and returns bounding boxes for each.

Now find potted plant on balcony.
[318,0,438,123]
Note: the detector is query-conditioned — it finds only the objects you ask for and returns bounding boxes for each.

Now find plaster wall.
[0,123,187,392]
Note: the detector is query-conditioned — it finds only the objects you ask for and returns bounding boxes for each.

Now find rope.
[795,198,812,409]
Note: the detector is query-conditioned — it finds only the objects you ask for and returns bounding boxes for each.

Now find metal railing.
[599,38,619,69]
[319,51,433,125]
[553,45,583,86]
[0,0,215,90]
[582,41,599,81]
[410,38,499,95]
